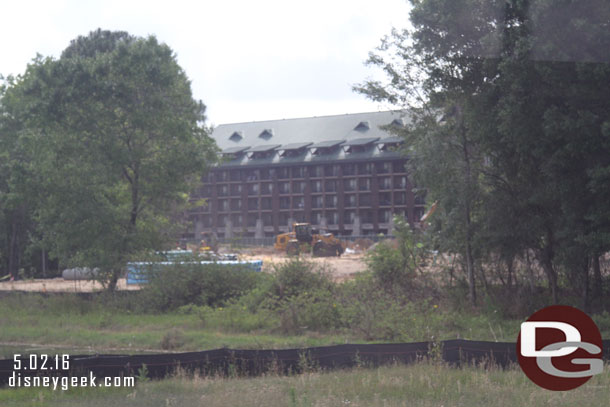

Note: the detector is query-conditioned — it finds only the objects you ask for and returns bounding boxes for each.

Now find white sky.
[0,0,410,126]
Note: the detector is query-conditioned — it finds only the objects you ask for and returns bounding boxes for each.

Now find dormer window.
[246,144,280,159]
[221,146,250,160]
[278,142,312,157]
[309,140,345,156]
[229,131,243,142]
[342,137,379,154]
[390,118,405,128]
[354,121,370,132]
[259,129,274,140]
[376,136,404,152]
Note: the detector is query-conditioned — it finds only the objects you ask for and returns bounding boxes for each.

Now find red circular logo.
[517,305,603,391]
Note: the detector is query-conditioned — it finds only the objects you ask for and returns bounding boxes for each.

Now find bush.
[266,259,334,303]
[139,259,263,311]
[277,289,342,333]
[366,216,428,290]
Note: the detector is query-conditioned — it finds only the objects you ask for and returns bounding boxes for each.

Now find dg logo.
[517,305,604,391]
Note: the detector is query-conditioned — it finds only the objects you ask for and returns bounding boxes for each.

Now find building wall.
[186,158,425,240]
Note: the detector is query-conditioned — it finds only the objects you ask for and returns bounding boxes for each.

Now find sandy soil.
[0,247,368,292]
[0,277,140,293]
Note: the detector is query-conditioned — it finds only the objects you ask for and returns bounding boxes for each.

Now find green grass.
[2,362,610,406]
[0,292,526,356]
[1,291,609,358]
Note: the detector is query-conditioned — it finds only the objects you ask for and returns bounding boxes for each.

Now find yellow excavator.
[275,223,345,257]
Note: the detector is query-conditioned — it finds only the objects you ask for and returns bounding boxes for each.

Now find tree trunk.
[592,254,602,303]
[538,247,558,304]
[107,268,121,291]
[8,222,20,279]
[465,237,477,307]
[581,255,590,313]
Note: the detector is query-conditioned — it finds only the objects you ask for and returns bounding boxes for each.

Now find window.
[291,167,305,178]
[277,167,289,179]
[247,214,258,227]
[359,178,370,191]
[327,211,338,225]
[248,198,259,210]
[395,192,406,205]
[325,195,337,208]
[231,214,242,227]
[376,162,391,174]
[260,168,272,180]
[278,182,291,194]
[394,176,407,189]
[217,171,228,182]
[245,169,259,181]
[293,181,306,194]
[279,197,290,209]
[312,196,324,209]
[230,170,242,182]
[262,213,273,225]
[219,200,229,212]
[379,209,392,223]
[261,183,273,195]
[230,199,242,211]
[309,166,323,177]
[361,210,373,224]
[359,194,372,207]
[261,197,272,210]
[324,165,339,177]
[343,163,356,176]
[379,177,392,190]
[279,212,291,225]
[344,211,356,224]
[325,180,337,192]
[247,183,259,195]
[292,197,304,209]
[311,180,323,193]
[345,194,357,207]
[217,185,229,196]
[230,184,242,196]
[312,211,324,225]
[344,178,357,192]
[393,161,406,173]
[379,192,392,206]
[358,162,372,175]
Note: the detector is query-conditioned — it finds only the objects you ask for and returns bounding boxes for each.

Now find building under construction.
[185,111,425,241]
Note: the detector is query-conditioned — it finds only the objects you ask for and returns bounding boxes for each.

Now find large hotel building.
[185,111,425,241]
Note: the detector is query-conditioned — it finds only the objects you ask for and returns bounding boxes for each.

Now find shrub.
[266,259,334,302]
[139,259,263,311]
[365,216,428,290]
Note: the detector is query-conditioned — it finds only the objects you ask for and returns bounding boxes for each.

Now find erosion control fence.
[1,339,609,385]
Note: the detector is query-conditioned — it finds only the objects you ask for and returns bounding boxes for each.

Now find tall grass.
[2,362,609,407]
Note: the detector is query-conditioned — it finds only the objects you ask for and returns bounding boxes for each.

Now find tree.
[356,1,610,307]
[10,29,218,289]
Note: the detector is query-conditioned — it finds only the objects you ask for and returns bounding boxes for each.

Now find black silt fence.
[1,339,609,385]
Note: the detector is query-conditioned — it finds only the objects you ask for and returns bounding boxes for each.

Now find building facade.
[185,111,425,241]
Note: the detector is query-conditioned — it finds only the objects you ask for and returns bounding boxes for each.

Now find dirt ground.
[0,247,368,293]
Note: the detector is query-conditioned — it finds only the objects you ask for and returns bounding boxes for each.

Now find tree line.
[356,0,610,310]
[0,29,218,289]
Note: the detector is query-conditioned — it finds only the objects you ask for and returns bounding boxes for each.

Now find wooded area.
[355,0,610,310]
[0,29,217,288]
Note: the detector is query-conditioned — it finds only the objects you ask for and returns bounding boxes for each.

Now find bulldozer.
[275,223,345,257]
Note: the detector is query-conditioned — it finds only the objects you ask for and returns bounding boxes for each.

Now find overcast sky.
[1,0,410,126]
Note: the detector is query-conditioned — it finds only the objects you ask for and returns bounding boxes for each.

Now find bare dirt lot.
[0,247,368,293]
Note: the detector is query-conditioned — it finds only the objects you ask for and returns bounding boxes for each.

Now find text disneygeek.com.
[9,371,135,391]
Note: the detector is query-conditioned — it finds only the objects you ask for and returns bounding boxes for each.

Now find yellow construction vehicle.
[275,223,345,257]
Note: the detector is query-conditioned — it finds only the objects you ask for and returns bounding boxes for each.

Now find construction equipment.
[275,223,345,257]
